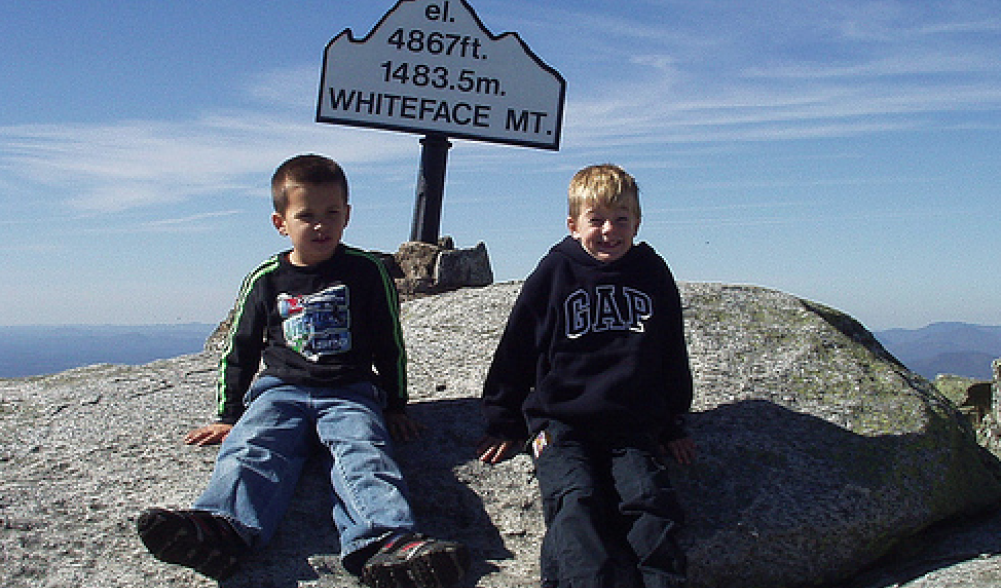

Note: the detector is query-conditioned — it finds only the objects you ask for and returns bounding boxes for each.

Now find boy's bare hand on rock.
[385,411,425,442]
[663,436,697,465]
[184,423,233,446]
[476,436,522,464]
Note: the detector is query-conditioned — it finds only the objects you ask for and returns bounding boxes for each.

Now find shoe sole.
[362,543,470,588]
[137,508,241,581]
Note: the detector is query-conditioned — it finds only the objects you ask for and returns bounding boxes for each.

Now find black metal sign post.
[410,133,452,243]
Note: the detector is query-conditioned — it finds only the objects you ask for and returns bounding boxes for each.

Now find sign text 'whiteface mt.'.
[317,0,566,150]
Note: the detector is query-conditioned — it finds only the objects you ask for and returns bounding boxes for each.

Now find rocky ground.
[2,282,1000,588]
[835,509,1001,588]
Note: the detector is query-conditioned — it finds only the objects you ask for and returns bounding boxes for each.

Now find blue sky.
[1,0,998,330]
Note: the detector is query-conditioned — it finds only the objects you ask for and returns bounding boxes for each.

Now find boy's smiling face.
[272,182,350,266]
[568,204,640,263]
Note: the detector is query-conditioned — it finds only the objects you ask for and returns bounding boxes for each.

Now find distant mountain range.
[873,322,1001,381]
[0,324,215,378]
[1,321,997,381]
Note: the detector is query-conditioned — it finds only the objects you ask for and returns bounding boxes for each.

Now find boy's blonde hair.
[567,164,641,220]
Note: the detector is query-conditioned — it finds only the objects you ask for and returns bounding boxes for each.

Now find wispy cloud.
[0,101,415,214]
[1,0,997,217]
[143,209,245,228]
[546,0,1001,146]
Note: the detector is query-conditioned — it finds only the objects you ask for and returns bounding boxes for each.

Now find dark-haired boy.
[138,154,468,588]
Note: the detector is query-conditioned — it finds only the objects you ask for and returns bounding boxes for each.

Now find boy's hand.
[662,436,697,465]
[184,423,233,446]
[385,411,425,442]
[476,435,522,464]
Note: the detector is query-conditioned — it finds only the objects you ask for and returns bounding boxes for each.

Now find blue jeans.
[193,376,416,561]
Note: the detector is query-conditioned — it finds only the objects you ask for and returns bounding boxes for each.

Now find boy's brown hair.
[271,154,349,213]
[567,164,641,220]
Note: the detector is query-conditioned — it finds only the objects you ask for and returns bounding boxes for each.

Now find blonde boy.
[479,164,695,587]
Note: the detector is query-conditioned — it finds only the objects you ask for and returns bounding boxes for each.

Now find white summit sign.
[317,0,565,150]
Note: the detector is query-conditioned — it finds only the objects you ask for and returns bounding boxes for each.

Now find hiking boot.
[361,533,470,588]
[137,507,247,580]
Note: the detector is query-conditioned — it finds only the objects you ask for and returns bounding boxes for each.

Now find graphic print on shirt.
[278,284,351,361]
[565,285,653,339]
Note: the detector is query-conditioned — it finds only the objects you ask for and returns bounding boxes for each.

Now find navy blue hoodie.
[482,236,693,444]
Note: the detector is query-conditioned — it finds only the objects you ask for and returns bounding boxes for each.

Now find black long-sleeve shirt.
[215,244,406,424]
[482,236,693,444]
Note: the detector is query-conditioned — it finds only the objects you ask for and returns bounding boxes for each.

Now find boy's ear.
[566,216,579,238]
[272,212,288,236]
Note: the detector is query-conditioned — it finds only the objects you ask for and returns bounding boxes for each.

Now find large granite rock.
[675,284,1001,586]
[1,282,999,588]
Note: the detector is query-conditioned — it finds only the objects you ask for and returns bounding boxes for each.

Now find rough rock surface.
[2,282,1000,588]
